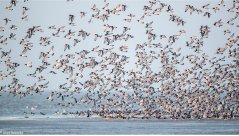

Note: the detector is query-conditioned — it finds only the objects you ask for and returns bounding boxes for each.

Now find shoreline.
[0,116,239,121]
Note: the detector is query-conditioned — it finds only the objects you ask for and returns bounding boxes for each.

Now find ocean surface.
[1,93,239,134]
[0,118,239,134]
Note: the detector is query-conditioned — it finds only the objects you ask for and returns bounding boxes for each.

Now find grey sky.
[0,0,238,91]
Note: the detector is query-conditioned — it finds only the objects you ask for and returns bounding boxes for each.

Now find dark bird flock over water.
[0,0,239,120]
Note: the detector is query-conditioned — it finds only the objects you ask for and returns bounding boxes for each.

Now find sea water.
[0,118,239,134]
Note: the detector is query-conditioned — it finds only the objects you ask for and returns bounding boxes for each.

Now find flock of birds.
[0,0,239,120]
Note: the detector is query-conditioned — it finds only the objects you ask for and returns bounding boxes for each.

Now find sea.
[0,93,239,134]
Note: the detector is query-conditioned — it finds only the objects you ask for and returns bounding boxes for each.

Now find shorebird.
[0,0,238,120]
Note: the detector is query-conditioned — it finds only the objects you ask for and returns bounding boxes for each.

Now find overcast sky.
[0,0,238,90]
